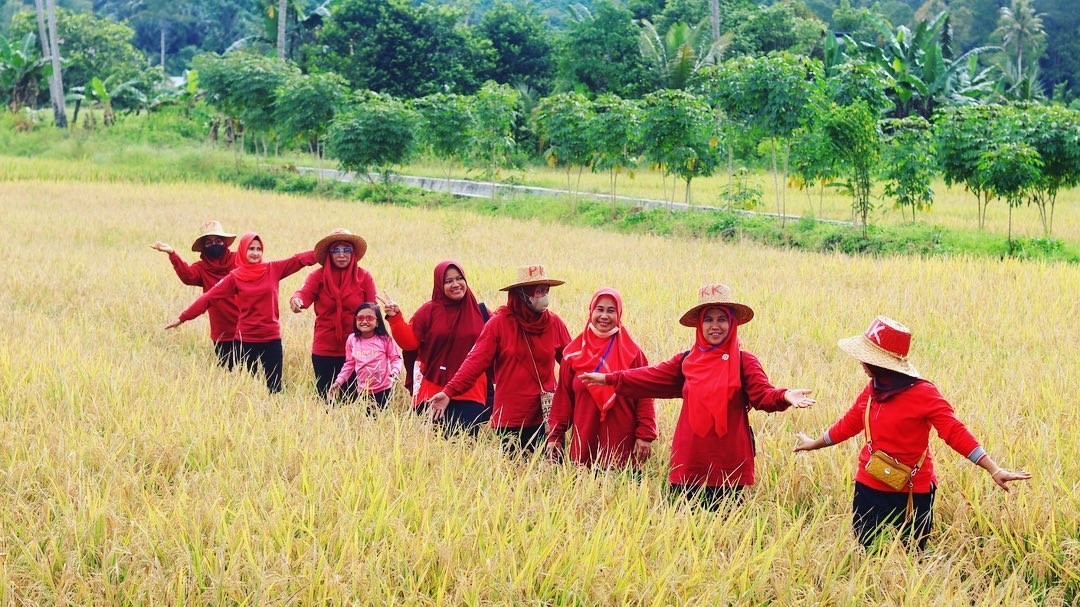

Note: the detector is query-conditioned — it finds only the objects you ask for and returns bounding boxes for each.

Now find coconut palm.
[993,0,1045,90]
[639,18,732,90]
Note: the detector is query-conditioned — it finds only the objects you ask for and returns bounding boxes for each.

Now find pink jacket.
[334,334,403,394]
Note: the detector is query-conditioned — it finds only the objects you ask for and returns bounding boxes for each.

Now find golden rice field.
[0,177,1078,605]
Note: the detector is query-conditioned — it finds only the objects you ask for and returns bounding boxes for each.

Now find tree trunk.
[43,0,66,128]
[160,19,167,69]
[277,0,288,59]
[709,0,721,43]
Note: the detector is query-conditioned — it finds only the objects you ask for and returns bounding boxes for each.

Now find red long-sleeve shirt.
[824,381,983,493]
[290,267,377,357]
[167,251,238,342]
[608,350,789,487]
[443,312,571,429]
[546,350,657,468]
[179,251,316,343]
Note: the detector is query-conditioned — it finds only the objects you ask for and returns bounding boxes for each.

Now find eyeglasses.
[330,246,353,255]
[356,315,377,323]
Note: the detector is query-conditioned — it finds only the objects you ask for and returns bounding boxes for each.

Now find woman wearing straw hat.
[166,232,316,394]
[429,264,572,455]
[151,220,240,369]
[288,228,378,398]
[793,316,1031,549]
[383,260,493,436]
[580,283,815,508]
[545,287,657,469]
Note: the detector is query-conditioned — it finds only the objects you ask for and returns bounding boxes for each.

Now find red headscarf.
[319,241,370,348]
[497,285,551,335]
[681,306,742,438]
[231,232,269,282]
[411,261,487,382]
[563,288,643,421]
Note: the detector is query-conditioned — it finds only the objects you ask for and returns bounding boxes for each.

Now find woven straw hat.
[678,283,755,327]
[190,220,236,252]
[499,264,565,291]
[314,228,367,265]
[837,316,920,378]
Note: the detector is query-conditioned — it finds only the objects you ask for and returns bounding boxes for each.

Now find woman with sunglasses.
[289,228,378,398]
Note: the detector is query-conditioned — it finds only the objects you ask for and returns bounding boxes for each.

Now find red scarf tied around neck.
[319,242,369,348]
[497,286,551,335]
[412,261,487,380]
[681,307,743,438]
[564,288,643,421]
[231,232,269,282]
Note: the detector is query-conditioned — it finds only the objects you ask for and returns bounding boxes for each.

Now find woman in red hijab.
[580,283,815,508]
[383,260,491,435]
[429,264,572,456]
[545,288,656,468]
[167,232,316,393]
[289,228,377,398]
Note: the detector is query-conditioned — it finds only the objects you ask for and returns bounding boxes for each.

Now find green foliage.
[10,8,145,93]
[717,167,762,210]
[467,81,519,181]
[640,88,723,205]
[477,1,554,94]
[814,100,881,228]
[193,51,299,140]
[702,52,818,141]
[977,140,1042,247]
[0,32,48,111]
[410,93,474,167]
[638,18,730,91]
[881,116,937,221]
[1008,103,1080,236]
[727,1,827,57]
[555,0,657,98]
[326,91,419,179]
[532,92,593,173]
[934,103,1007,228]
[273,71,349,153]
[587,93,642,209]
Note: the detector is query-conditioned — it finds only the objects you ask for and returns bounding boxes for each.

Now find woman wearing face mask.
[545,288,656,469]
[166,232,316,394]
[580,284,816,509]
[151,220,240,369]
[429,264,572,456]
[288,228,377,398]
[383,261,493,436]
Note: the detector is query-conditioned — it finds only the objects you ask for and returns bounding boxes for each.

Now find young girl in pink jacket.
[327,303,402,410]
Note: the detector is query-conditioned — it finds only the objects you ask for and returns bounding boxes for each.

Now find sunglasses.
[356,315,378,323]
[330,246,353,255]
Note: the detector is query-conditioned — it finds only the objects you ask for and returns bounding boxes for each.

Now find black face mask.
[203,244,227,259]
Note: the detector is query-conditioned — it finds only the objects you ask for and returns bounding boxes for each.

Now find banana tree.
[0,33,50,111]
[87,74,143,126]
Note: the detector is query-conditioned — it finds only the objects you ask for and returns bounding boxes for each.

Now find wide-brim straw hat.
[837,315,920,378]
[314,228,367,265]
[499,264,565,291]
[678,283,755,327]
[190,220,236,252]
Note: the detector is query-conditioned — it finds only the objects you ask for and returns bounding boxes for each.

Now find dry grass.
[0,179,1077,605]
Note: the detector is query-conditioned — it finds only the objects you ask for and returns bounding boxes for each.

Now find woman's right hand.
[578,372,606,386]
[151,242,174,254]
[544,441,562,463]
[383,303,401,318]
[326,383,340,403]
[792,432,823,452]
[428,392,450,422]
[165,319,183,330]
[289,297,304,313]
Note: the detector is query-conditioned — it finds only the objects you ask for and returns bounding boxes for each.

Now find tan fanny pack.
[863,395,928,519]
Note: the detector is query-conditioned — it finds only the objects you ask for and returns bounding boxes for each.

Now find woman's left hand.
[578,372,606,386]
[784,389,815,408]
[633,439,652,463]
[165,319,182,330]
[990,468,1033,492]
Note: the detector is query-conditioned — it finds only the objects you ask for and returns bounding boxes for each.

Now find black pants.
[440,400,491,437]
[239,339,284,393]
[312,354,347,398]
[495,425,544,457]
[852,481,935,550]
[213,340,240,370]
[669,484,745,511]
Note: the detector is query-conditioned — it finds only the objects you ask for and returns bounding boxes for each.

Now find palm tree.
[275,0,288,59]
[639,19,731,90]
[33,0,66,128]
[993,0,1045,93]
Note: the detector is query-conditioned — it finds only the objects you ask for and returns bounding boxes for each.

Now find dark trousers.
[440,400,491,437]
[239,339,284,393]
[852,481,935,550]
[669,484,745,511]
[312,354,347,398]
[333,374,389,412]
[494,425,544,457]
[213,340,240,371]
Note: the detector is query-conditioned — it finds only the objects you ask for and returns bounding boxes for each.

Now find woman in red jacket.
[151,220,239,369]
[383,260,492,436]
[793,316,1031,549]
[545,288,656,469]
[580,283,815,509]
[429,264,571,456]
[288,228,377,398]
[167,232,316,393]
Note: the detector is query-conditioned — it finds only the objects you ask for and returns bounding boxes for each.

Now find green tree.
[0,32,48,111]
[640,89,722,207]
[327,91,419,183]
[274,70,349,157]
[556,0,656,98]
[1011,103,1080,236]
[638,18,730,90]
[587,94,642,214]
[814,100,881,230]
[467,81,519,184]
[729,1,826,58]
[978,141,1042,250]
[881,116,937,222]
[410,92,474,183]
[934,103,1007,229]
[993,0,1045,94]
[532,92,594,205]
[478,1,554,94]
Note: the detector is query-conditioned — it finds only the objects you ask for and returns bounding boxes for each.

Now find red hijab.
[319,241,370,348]
[497,286,551,335]
[412,261,487,380]
[198,248,236,281]
[231,233,268,282]
[681,307,742,438]
[564,288,643,421]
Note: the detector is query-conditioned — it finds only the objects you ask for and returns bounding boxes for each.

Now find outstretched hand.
[428,392,450,422]
[578,372,606,386]
[164,319,183,330]
[792,432,818,452]
[990,468,1032,492]
[784,389,815,408]
[150,242,174,254]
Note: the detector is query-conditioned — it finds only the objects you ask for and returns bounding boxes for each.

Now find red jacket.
[825,381,982,493]
[547,350,657,467]
[168,250,238,342]
[291,266,377,357]
[443,312,571,429]
[609,350,789,487]
[180,251,316,343]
